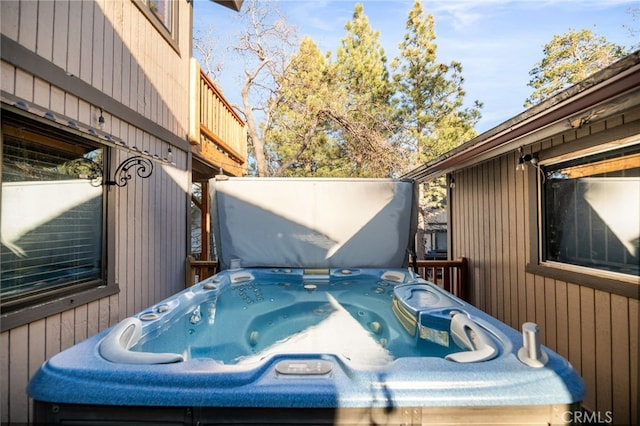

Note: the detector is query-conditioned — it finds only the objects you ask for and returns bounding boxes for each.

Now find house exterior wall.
[1,0,193,423]
[450,108,639,425]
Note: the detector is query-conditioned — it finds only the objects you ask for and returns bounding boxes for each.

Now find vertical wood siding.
[451,114,639,425]
[1,0,193,423]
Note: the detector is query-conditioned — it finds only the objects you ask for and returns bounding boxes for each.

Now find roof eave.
[211,0,243,12]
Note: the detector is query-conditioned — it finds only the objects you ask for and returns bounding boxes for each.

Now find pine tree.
[391,0,481,167]
[525,28,628,107]
[265,37,350,176]
[331,3,401,177]
[391,0,482,259]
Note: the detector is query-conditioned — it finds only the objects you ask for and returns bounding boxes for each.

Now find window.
[1,123,106,313]
[541,143,640,278]
[146,0,172,32]
[134,0,178,51]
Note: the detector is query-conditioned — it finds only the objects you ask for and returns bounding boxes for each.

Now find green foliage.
[391,0,481,168]
[58,150,103,181]
[265,38,352,176]
[422,176,447,210]
[525,28,628,107]
[330,3,400,177]
[336,4,392,110]
[388,0,480,210]
[265,37,324,174]
[265,1,479,179]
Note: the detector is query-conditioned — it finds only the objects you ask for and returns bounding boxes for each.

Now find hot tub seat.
[392,283,498,363]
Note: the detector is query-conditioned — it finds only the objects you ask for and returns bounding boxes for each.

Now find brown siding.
[451,113,639,425]
[1,0,193,423]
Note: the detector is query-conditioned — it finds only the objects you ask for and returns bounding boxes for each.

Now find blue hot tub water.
[130,269,469,365]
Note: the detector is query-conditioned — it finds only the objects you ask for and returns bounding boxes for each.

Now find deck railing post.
[186,256,195,287]
[443,267,451,294]
[459,257,469,301]
[186,258,219,287]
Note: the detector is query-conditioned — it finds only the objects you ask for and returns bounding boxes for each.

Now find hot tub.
[29,267,584,424]
[28,178,585,424]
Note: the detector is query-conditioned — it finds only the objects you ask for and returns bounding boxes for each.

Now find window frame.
[0,111,118,332]
[133,0,180,54]
[525,124,640,300]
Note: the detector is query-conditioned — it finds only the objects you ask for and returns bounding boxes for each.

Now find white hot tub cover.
[210,177,418,270]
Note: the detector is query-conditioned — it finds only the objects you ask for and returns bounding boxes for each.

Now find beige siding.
[1,0,192,133]
[451,113,639,425]
[1,0,194,423]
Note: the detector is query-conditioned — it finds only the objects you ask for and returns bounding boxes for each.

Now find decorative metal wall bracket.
[104,155,154,187]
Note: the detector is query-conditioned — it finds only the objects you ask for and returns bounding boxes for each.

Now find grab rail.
[445,312,498,363]
[412,258,469,302]
[99,318,183,364]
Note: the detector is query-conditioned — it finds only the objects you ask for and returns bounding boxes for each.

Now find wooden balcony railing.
[189,59,247,176]
[412,258,469,301]
[186,257,218,287]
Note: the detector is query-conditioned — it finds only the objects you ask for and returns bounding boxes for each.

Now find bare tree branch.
[228,0,298,176]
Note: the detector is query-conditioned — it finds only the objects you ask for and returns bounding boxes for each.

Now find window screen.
[1,132,105,309]
[542,143,640,277]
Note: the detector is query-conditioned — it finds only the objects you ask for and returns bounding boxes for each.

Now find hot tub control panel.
[275,360,333,376]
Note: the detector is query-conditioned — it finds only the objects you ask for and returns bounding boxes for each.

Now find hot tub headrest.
[393,284,460,314]
[210,178,418,270]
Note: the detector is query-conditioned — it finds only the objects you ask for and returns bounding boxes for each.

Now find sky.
[193,0,638,134]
